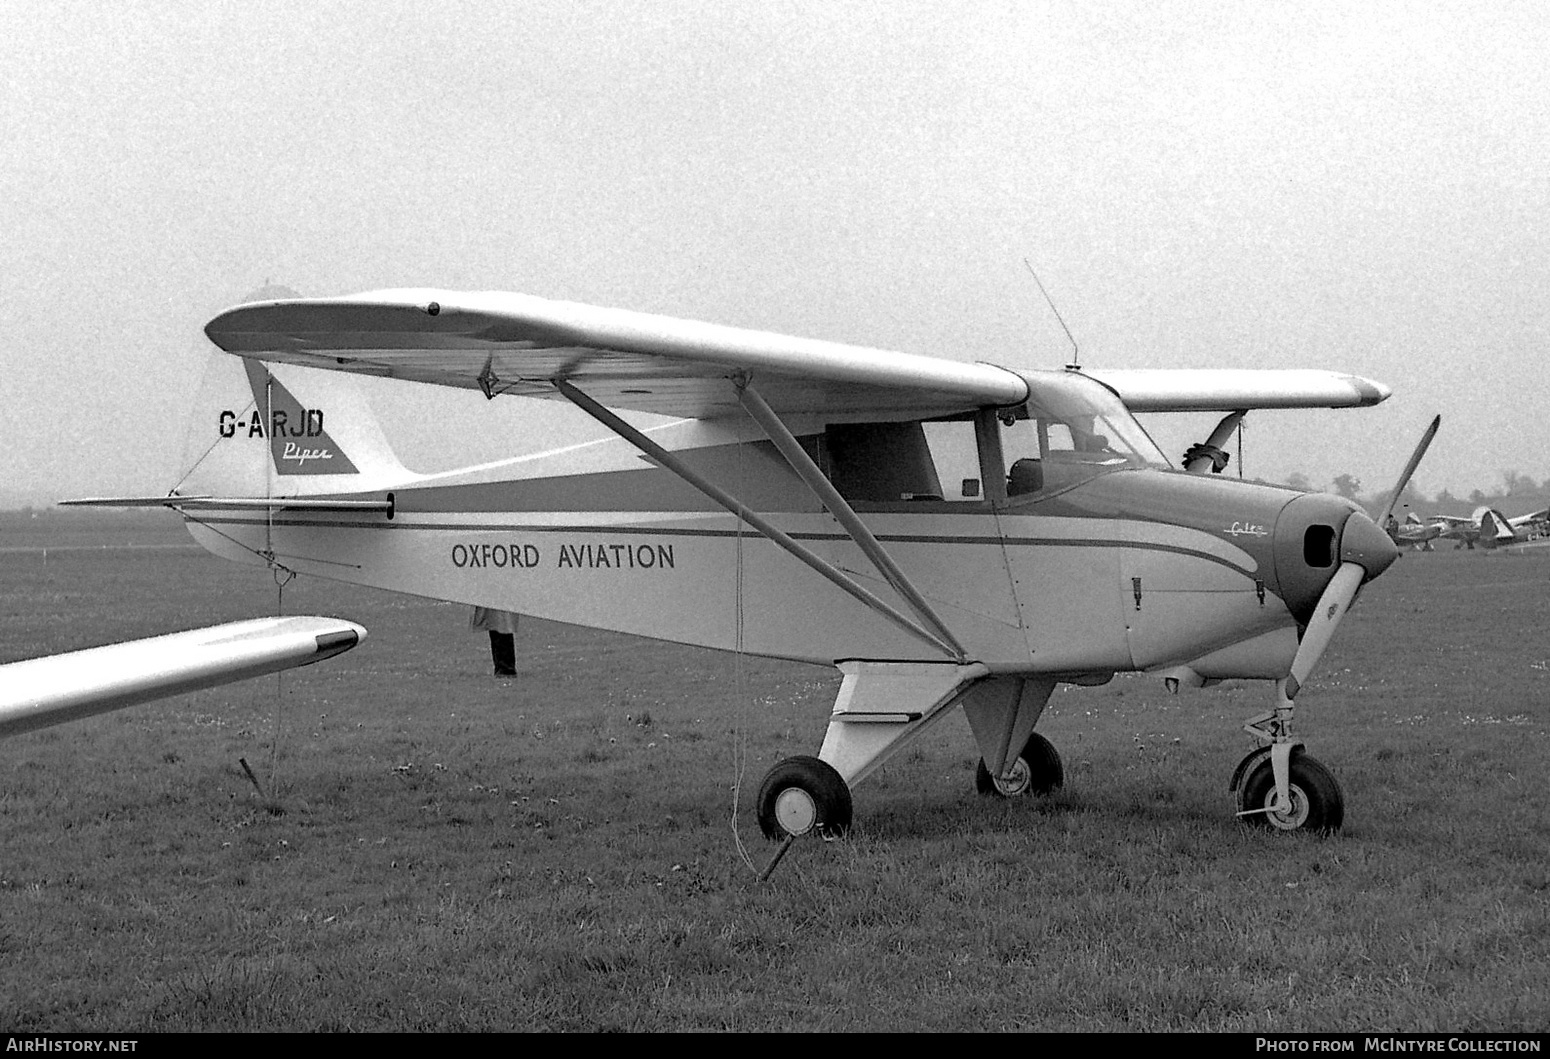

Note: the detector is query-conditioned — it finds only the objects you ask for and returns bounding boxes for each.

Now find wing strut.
[736,381,967,661]
[555,380,960,658]
[1182,411,1247,474]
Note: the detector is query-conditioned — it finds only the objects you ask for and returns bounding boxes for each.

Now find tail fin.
[178,357,415,497]
[1479,509,1519,546]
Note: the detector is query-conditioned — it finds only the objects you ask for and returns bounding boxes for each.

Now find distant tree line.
[1269,469,1550,518]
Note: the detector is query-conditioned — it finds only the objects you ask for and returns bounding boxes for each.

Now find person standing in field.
[470,607,520,677]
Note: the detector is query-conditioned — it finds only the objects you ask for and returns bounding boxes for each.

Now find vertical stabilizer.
[177,357,415,497]
[1480,509,1518,546]
[241,360,361,476]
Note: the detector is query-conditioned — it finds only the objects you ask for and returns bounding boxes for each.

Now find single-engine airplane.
[1422,506,1547,550]
[72,289,1439,838]
[1497,508,1550,546]
[1474,507,1550,550]
[1386,511,1444,550]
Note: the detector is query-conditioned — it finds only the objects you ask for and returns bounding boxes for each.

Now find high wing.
[205,290,1390,419]
[0,617,365,738]
[205,289,1028,420]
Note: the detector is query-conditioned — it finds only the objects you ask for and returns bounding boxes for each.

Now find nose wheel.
[1234,749,1344,833]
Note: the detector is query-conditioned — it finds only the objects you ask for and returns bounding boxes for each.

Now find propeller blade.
[1286,561,1365,699]
[1378,415,1442,527]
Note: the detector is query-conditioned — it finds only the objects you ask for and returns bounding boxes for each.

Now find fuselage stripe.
[190,515,1258,577]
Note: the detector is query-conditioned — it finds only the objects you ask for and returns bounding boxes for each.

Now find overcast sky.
[4,1,1547,507]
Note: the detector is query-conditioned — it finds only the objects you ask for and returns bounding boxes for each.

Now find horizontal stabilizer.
[61,496,393,514]
[0,616,366,739]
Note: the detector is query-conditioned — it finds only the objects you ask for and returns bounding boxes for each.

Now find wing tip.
[1351,376,1392,406]
[313,626,363,660]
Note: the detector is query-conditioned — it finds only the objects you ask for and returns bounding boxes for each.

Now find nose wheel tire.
[756,755,853,840]
[1237,751,1344,833]
[976,733,1064,797]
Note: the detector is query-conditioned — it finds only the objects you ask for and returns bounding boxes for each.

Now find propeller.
[1285,415,1440,699]
[1377,414,1442,528]
[1285,562,1365,698]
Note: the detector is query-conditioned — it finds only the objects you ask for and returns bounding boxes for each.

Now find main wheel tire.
[1237,751,1344,833]
[976,733,1064,797]
[755,755,853,840]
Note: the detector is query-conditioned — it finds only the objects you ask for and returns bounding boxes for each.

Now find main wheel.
[976,733,1064,797]
[755,755,853,840]
[1237,751,1344,833]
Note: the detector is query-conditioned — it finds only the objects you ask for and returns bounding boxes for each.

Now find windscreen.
[1001,370,1171,488]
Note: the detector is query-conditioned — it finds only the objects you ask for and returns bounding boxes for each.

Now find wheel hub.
[773,787,818,836]
[992,757,1032,797]
[1263,783,1310,830]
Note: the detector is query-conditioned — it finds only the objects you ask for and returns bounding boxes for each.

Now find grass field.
[1,513,1547,1031]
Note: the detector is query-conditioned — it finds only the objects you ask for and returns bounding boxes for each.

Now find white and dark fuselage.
[185,410,1374,684]
[102,288,1411,835]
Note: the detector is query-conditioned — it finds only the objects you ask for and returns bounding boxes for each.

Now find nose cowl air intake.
[1273,494,1399,625]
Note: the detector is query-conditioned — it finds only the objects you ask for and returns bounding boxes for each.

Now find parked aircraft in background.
[1478,507,1550,550]
[1419,506,1549,550]
[72,289,1437,840]
[1386,511,1446,550]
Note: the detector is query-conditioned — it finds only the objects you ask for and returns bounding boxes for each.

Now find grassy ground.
[1,515,1547,1031]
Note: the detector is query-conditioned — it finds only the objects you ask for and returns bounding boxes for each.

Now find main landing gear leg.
[1230,679,1345,833]
[755,661,989,841]
[963,677,1064,798]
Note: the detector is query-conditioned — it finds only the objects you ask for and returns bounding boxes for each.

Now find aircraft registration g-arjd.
[72,289,1439,840]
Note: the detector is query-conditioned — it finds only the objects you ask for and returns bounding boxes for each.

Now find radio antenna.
[1023,258,1080,371]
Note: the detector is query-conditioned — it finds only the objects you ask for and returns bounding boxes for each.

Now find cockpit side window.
[816,373,1167,508]
[920,417,985,501]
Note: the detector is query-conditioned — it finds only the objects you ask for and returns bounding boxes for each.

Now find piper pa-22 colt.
[77,290,1437,840]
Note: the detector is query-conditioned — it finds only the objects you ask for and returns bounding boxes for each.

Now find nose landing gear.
[1231,693,1345,833]
[1233,747,1344,832]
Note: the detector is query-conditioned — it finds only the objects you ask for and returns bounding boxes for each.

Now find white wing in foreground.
[0,617,365,738]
